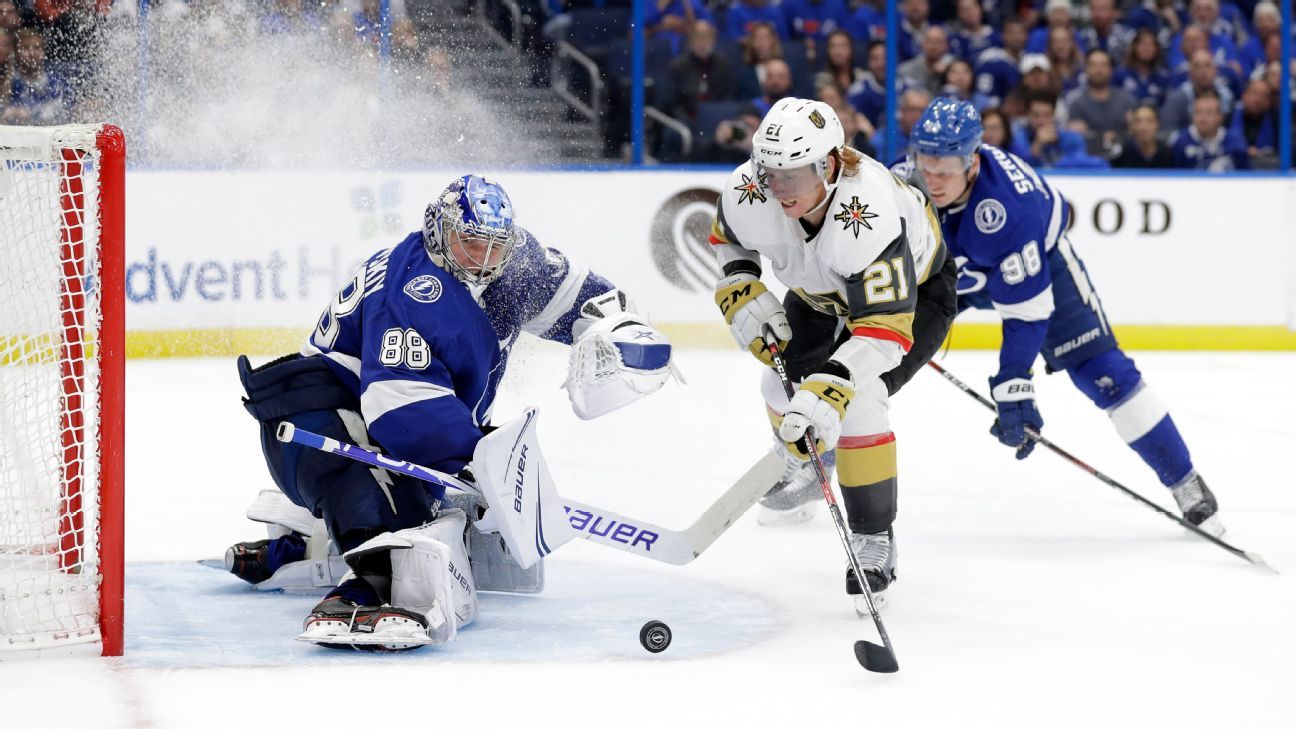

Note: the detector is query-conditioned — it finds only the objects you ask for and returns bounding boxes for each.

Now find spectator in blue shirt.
[1013,90,1091,167]
[782,0,850,44]
[1115,28,1171,107]
[947,0,1001,62]
[1162,48,1236,131]
[3,28,67,126]
[647,0,716,55]
[1126,0,1185,49]
[1230,77,1278,161]
[725,0,788,42]
[1169,90,1249,170]
[1045,24,1084,94]
[846,1,884,44]
[1027,0,1086,56]
[1166,1,1244,82]
[847,40,887,127]
[872,86,932,157]
[939,57,994,112]
[1239,2,1281,75]
[974,18,1027,107]
[896,0,931,62]
[1078,0,1135,63]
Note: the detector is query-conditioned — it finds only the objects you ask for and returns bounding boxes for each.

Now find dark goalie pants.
[236,353,438,554]
[761,257,957,534]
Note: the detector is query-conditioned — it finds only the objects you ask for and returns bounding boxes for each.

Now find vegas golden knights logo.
[808,110,826,129]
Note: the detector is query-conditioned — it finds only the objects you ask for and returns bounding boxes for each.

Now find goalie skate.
[296,596,436,652]
[756,450,831,526]
[846,528,896,616]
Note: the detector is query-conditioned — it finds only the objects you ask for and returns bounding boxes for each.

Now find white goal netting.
[0,125,107,654]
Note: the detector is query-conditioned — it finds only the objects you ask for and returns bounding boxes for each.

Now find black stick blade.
[854,640,899,673]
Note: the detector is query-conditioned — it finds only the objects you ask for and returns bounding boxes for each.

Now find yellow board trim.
[940,323,1296,352]
[113,322,1296,359]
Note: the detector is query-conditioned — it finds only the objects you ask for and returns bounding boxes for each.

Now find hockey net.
[0,124,124,657]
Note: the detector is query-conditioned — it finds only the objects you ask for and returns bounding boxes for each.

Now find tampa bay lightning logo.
[974,199,1007,234]
[403,275,443,303]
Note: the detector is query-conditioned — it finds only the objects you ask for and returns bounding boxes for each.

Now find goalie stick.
[763,328,900,674]
[275,422,781,567]
[926,360,1277,574]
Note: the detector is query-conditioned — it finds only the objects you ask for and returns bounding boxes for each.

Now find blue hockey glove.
[989,375,1043,460]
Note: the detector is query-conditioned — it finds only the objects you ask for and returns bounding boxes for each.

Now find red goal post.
[0,124,124,657]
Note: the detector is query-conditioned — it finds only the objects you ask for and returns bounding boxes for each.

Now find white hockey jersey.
[709,152,946,381]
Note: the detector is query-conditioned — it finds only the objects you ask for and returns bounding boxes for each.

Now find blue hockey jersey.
[302,229,613,479]
[936,146,1077,378]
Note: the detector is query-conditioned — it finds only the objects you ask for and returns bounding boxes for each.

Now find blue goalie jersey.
[939,145,1116,377]
[302,229,613,480]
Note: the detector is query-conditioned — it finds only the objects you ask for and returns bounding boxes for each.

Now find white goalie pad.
[445,491,546,594]
[343,509,478,645]
[471,408,577,569]
[565,289,674,420]
[245,489,347,591]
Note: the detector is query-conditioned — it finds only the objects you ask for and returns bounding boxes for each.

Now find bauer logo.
[403,275,443,303]
[974,199,1008,234]
[564,507,660,551]
[648,188,722,293]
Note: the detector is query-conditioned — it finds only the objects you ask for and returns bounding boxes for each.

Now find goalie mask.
[423,175,523,286]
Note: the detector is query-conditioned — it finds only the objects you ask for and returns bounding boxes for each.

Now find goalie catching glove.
[779,362,855,458]
[565,289,672,420]
[714,272,792,366]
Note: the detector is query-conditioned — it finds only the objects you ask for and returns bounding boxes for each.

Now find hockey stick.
[763,328,900,674]
[275,422,782,567]
[925,360,1277,574]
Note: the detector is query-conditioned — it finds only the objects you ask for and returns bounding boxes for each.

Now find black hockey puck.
[639,620,672,653]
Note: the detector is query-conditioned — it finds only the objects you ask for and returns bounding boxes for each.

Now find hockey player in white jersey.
[709,99,958,597]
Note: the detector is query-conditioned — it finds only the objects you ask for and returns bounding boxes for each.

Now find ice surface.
[3,342,1294,728]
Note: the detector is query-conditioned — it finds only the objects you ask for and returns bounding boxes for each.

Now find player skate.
[846,528,896,614]
[1172,472,1225,537]
[756,446,831,526]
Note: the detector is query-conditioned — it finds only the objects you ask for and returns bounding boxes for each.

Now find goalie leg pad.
[340,510,478,645]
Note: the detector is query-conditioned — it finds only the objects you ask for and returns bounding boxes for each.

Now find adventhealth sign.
[125,170,1296,356]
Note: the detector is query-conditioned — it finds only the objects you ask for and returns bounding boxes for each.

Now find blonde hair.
[837,146,863,178]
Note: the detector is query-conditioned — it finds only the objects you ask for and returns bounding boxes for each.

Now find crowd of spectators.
[0,0,469,130]
[623,0,1295,170]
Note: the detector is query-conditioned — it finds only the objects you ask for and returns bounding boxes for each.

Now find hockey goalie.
[226,175,673,651]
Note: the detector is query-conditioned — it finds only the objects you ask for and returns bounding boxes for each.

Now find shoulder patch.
[733,171,768,205]
[833,195,879,237]
[403,274,443,303]
[974,199,1008,234]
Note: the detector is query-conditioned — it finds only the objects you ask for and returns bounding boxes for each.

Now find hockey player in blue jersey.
[904,99,1224,536]
[227,175,674,650]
